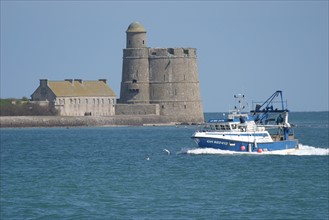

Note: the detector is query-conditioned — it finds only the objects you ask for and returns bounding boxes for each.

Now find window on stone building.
[184,49,189,55]
[132,79,137,83]
[142,40,145,44]
[70,99,73,104]
[93,99,96,104]
[152,52,156,55]
[184,105,187,109]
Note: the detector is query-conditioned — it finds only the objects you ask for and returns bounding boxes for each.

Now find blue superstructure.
[192,91,299,153]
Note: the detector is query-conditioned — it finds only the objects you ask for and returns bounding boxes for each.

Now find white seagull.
[163,149,171,155]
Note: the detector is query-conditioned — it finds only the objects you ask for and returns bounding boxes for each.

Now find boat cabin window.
[238,125,247,132]
[209,123,233,131]
[231,124,237,129]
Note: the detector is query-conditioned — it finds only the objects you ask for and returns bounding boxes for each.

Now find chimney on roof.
[74,79,83,84]
[65,79,73,83]
[40,79,48,87]
[99,79,107,84]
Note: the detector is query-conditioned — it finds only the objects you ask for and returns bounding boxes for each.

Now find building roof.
[48,80,116,97]
[126,21,147,33]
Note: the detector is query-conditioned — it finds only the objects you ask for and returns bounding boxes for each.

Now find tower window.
[184,49,189,55]
[142,40,145,44]
[152,52,157,55]
[132,79,137,83]
[129,89,139,93]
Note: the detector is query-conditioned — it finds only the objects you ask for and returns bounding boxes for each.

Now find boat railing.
[196,122,267,133]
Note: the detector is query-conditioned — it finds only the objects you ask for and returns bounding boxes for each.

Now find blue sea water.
[1,112,328,219]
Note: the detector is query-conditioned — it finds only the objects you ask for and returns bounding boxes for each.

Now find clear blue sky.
[1,1,328,112]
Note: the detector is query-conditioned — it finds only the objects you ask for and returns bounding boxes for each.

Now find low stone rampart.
[0,115,184,128]
[115,104,159,115]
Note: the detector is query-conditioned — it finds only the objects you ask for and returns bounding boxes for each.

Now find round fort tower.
[118,22,204,123]
[119,22,150,104]
[149,48,204,122]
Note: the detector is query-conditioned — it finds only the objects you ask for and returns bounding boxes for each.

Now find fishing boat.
[191,91,299,153]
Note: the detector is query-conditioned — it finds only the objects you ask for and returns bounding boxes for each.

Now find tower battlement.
[149,48,197,58]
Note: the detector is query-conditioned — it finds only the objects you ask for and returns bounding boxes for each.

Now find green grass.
[0,99,14,106]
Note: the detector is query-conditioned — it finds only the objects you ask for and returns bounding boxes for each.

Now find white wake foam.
[183,144,329,156]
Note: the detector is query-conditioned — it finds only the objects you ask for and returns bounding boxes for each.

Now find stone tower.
[118,21,204,123]
[120,22,150,104]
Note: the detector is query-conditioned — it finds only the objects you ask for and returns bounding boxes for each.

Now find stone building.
[117,21,204,123]
[31,79,116,116]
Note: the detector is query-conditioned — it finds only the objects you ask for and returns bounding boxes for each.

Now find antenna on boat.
[233,93,249,113]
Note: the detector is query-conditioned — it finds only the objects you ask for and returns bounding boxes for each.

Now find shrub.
[0,100,58,116]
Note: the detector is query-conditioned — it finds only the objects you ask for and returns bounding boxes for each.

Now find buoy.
[257,148,263,153]
[240,145,246,151]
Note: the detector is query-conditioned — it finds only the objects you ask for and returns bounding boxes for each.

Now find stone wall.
[0,115,192,128]
[54,97,116,116]
[115,104,159,115]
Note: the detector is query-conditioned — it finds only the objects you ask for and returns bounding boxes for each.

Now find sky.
[1,1,328,112]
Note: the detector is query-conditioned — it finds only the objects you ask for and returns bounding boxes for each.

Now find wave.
[181,144,329,156]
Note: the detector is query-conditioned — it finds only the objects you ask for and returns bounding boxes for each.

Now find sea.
[1,112,328,220]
